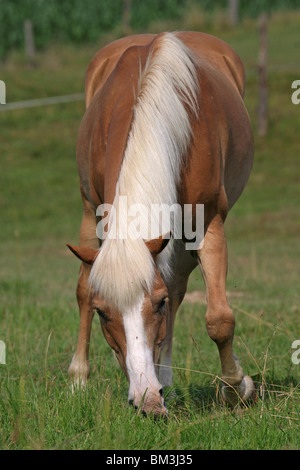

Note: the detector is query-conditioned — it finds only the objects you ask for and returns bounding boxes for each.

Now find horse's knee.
[205,305,235,344]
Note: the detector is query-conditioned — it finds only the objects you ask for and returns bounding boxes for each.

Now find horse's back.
[85,34,155,108]
[178,33,253,211]
[79,32,253,212]
[85,32,245,107]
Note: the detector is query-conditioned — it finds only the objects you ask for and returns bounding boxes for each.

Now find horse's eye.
[95,308,108,322]
[157,297,168,313]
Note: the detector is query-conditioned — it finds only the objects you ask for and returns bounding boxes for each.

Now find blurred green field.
[0,10,299,450]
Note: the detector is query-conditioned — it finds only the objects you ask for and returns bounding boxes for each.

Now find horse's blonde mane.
[89,33,199,310]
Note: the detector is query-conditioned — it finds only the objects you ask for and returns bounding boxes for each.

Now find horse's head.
[67,236,170,417]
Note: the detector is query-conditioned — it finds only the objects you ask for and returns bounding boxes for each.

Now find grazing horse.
[67,32,255,416]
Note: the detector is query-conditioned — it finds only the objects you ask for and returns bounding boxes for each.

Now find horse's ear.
[145,233,171,256]
[67,244,99,265]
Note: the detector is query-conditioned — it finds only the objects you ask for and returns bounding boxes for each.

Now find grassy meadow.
[0,10,299,450]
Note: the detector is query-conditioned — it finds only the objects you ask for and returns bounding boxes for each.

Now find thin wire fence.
[0,93,85,112]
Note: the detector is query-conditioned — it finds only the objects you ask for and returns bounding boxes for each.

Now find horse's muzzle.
[128,388,168,418]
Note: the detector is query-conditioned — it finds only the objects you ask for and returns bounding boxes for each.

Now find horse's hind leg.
[198,214,255,407]
[68,195,99,389]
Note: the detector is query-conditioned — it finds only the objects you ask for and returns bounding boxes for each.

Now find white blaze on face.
[122,295,162,406]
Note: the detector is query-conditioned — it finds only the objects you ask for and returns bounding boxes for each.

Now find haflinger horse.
[67,31,255,416]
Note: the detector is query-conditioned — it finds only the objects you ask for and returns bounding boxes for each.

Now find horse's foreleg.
[198,214,255,407]
[68,198,99,390]
[158,293,185,387]
[68,263,94,389]
[158,244,196,388]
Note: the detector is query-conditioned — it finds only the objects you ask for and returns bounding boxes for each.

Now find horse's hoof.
[221,375,257,408]
[240,375,257,404]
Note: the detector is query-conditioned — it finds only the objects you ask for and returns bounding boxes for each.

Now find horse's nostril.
[128,399,134,406]
[159,388,163,397]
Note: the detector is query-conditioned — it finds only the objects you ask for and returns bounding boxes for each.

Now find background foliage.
[1,0,300,59]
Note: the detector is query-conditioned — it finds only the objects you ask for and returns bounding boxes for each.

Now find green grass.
[0,11,299,450]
